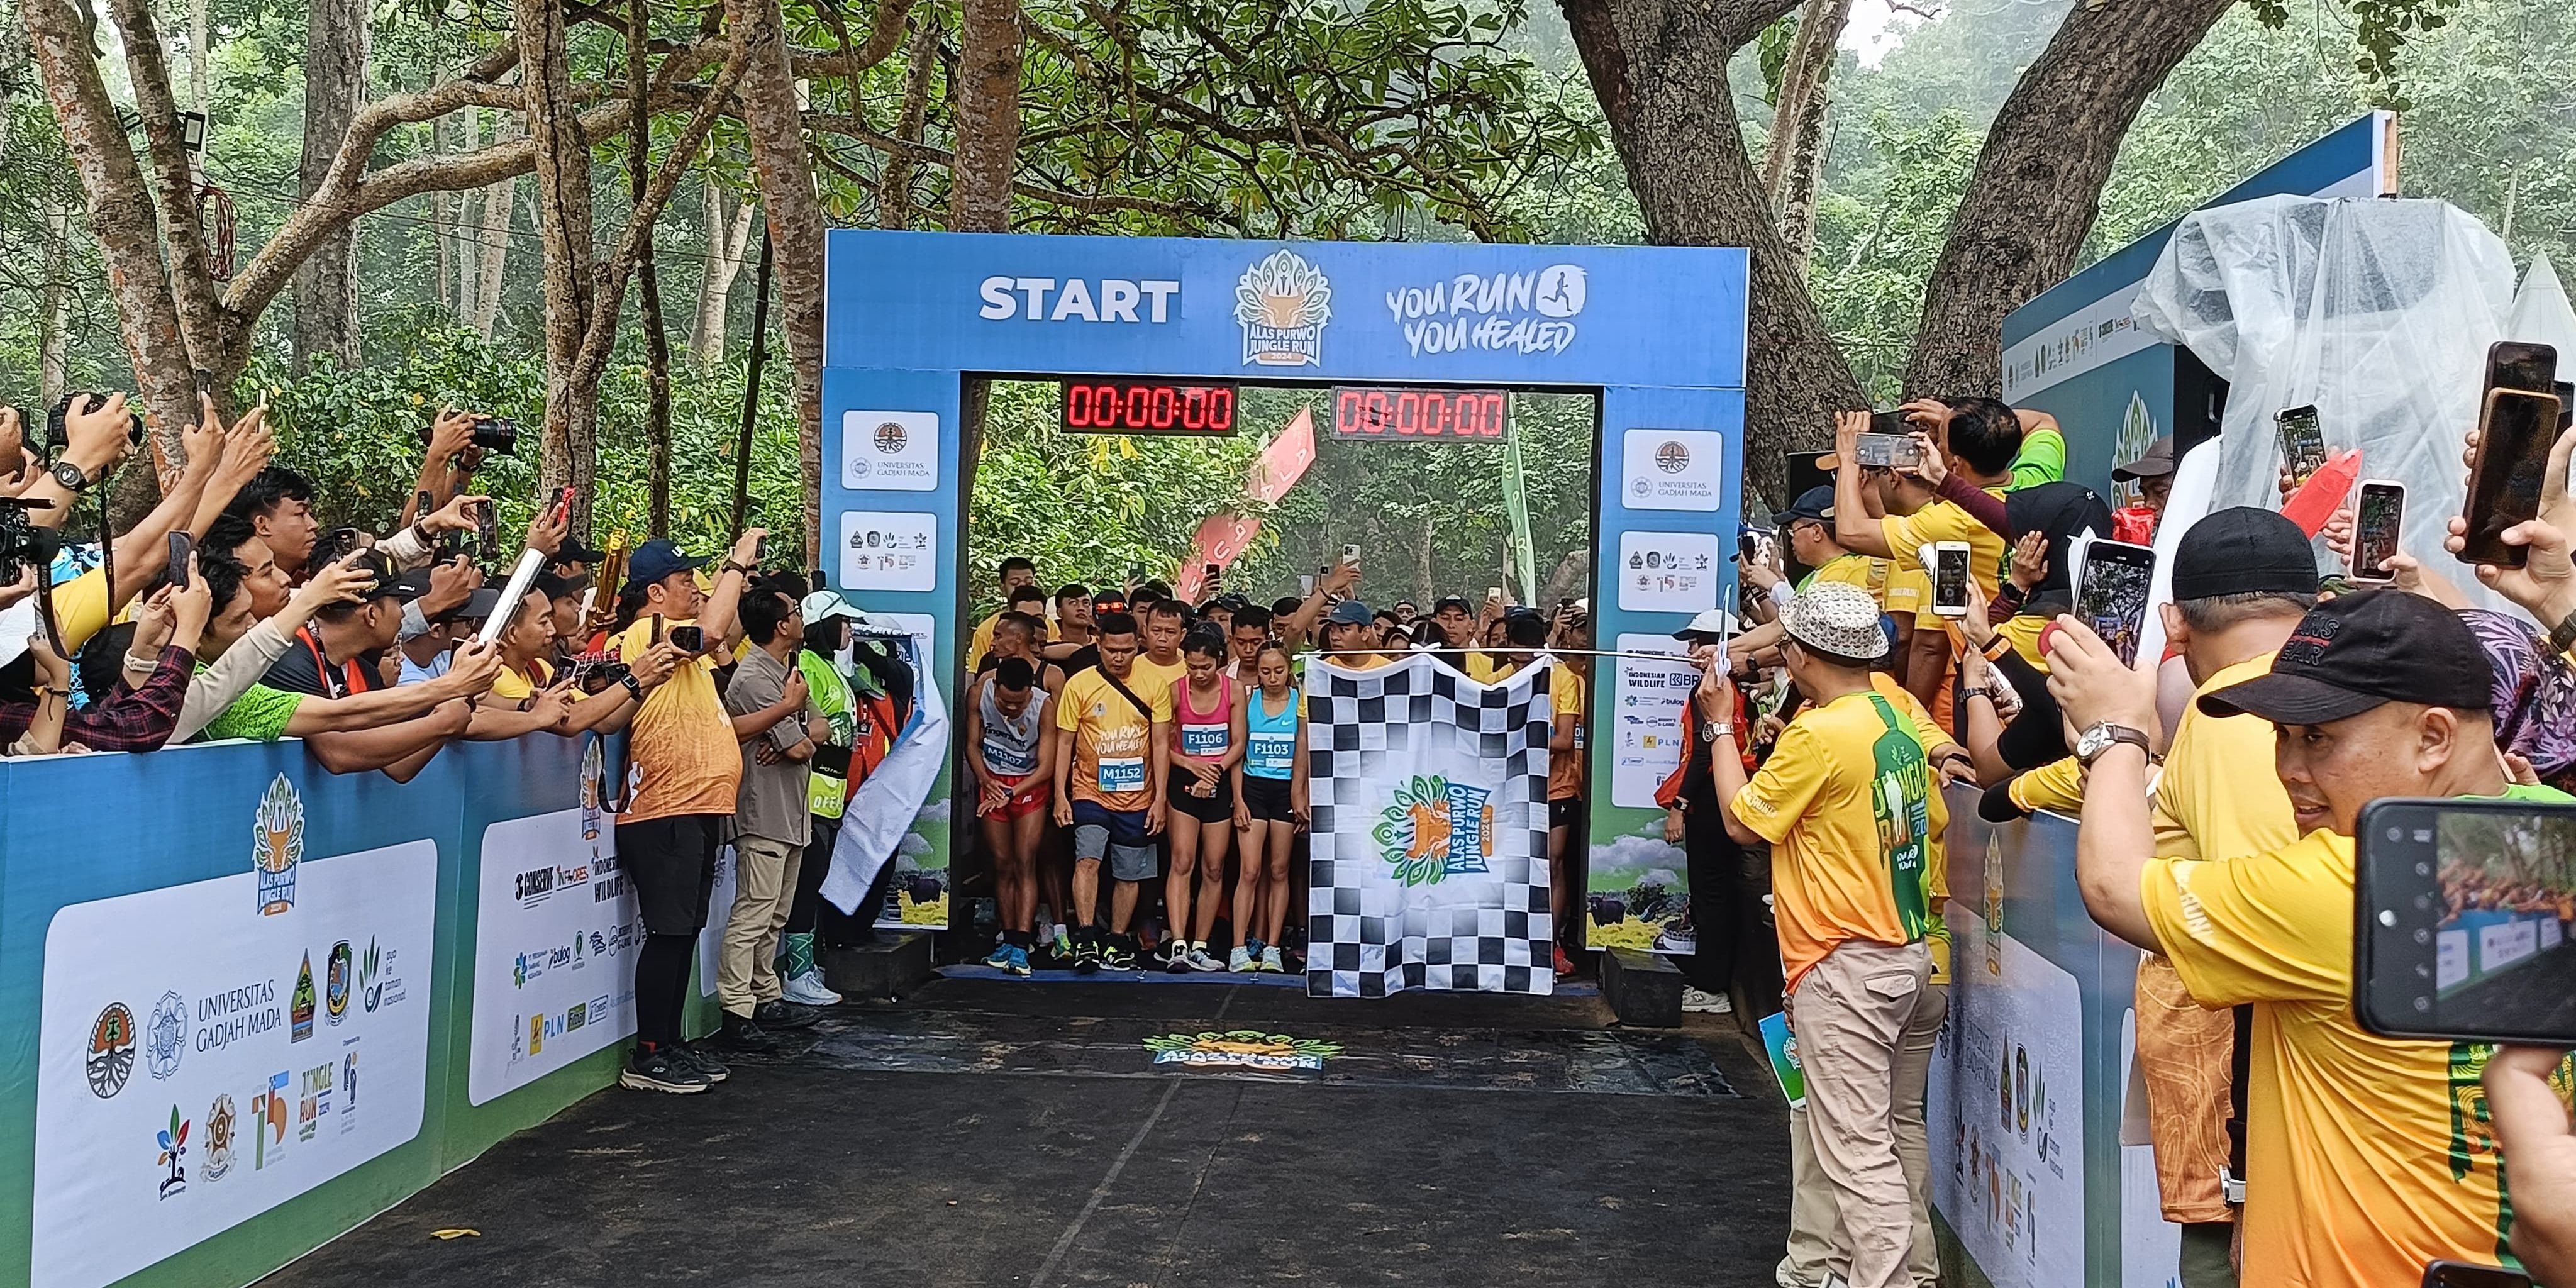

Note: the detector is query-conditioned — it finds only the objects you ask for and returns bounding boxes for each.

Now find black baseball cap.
[2171,508,2319,602]
[555,539,606,565]
[2197,589,2494,724]
[2111,438,2177,482]
[1782,485,1836,524]
[1432,596,1474,616]
[2003,482,2113,602]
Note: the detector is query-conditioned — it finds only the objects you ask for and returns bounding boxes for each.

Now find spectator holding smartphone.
[606,531,763,1094]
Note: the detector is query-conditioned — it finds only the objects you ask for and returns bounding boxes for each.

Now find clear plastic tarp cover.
[2131,195,2521,610]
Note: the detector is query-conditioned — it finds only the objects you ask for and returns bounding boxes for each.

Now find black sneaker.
[753,999,822,1031]
[620,1043,710,1094]
[679,1041,731,1082]
[1098,935,1138,972]
[718,1014,778,1054]
[1074,932,1101,975]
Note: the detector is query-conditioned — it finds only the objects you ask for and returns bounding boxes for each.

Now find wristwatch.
[619,674,645,701]
[721,562,756,577]
[2550,608,2576,660]
[2074,722,2151,766]
[50,460,92,492]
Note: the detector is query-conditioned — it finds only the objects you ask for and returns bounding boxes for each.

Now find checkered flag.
[1304,652,1555,998]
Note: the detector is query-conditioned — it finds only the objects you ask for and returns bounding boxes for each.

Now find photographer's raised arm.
[23,393,136,529]
[693,528,765,647]
[404,410,479,525]
[1829,412,1897,560]
[278,640,501,736]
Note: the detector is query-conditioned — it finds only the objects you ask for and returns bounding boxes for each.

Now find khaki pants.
[718,835,803,1016]
[1782,938,1931,1288]
[1780,979,1948,1288]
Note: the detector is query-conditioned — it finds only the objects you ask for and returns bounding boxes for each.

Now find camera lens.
[2412,928,2430,945]
[2413,996,2431,1013]
[2386,827,2402,841]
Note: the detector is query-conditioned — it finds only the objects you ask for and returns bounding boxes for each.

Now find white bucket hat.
[1780,581,1889,662]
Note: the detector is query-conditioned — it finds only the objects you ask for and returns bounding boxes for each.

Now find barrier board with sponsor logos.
[823,231,1748,948]
[0,735,718,1288]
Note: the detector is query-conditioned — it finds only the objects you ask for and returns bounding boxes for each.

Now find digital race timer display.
[1058,380,1239,435]
[1330,386,1510,441]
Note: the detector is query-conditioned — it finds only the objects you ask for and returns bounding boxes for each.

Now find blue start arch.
[822,230,1749,926]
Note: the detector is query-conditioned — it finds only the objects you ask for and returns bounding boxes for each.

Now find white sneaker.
[1228,946,1255,972]
[1182,946,1224,973]
[1682,986,1733,1014]
[782,970,841,1007]
[1259,946,1284,972]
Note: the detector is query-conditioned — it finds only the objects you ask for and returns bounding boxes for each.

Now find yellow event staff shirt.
[1548,666,1586,801]
[609,618,742,823]
[2141,782,2576,1288]
[1732,686,1947,992]
[1884,498,2006,604]
[490,657,555,702]
[1129,653,1187,700]
[1055,666,1172,814]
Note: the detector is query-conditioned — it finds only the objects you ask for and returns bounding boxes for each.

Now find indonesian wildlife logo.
[1144,1030,1343,1071]
[87,1002,136,1099]
[253,774,304,916]
[1235,250,1331,368]
[1373,775,1494,887]
[155,1106,190,1199]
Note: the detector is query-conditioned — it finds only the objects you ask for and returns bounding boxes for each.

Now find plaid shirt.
[0,645,197,752]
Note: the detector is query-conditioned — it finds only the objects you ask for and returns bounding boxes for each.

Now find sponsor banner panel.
[467,804,640,1106]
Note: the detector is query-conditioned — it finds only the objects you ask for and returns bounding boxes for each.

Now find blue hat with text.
[623,538,704,593]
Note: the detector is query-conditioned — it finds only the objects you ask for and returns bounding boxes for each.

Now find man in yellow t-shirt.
[604,532,761,1094]
[1545,614,1592,979]
[963,556,1040,670]
[1051,610,1171,974]
[2052,589,2576,1288]
[1829,406,2018,715]
[1736,486,1913,669]
[2134,507,2322,1287]
[1779,669,1960,1288]
[1707,582,1953,1288]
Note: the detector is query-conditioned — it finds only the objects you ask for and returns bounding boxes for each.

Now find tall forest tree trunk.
[22,0,201,437]
[689,183,755,369]
[626,0,671,548]
[726,0,830,564]
[1899,0,2234,398]
[951,0,1021,233]
[1762,0,1847,269]
[187,0,208,106]
[518,0,597,499]
[877,14,938,229]
[472,156,514,338]
[40,186,72,406]
[291,0,367,372]
[1559,0,1857,509]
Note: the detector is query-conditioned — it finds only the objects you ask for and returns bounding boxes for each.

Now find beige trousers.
[718,835,802,1016]
[1780,938,1932,1288]
[1780,979,1948,1288]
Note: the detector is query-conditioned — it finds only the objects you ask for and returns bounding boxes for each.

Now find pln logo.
[1373,775,1495,888]
[1235,250,1331,368]
[253,774,304,916]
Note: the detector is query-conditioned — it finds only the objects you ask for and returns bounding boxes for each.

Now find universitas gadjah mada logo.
[1373,775,1494,888]
[1235,249,1331,368]
[1143,1030,1343,1071]
[254,774,304,916]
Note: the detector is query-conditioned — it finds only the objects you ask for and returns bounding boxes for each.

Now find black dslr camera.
[0,498,65,585]
[420,413,520,456]
[43,393,147,457]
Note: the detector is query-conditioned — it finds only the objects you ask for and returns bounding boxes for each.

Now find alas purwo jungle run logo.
[1373,775,1494,888]
[254,774,304,916]
[1235,250,1331,368]
[1143,1031,1343,1071]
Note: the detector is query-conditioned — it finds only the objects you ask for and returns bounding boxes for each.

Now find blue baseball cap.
[1326,600,1375,626]
[623,538,705,593]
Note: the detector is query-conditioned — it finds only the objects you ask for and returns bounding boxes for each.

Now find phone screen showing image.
[2277,406,2328,486]
[1931,547,1970,614]
[2358,800,2576,1046]
[2462,389,2562,567]
[1855,433,1919,470]
[2074,543,2157,667]
[2352,484,2404,582]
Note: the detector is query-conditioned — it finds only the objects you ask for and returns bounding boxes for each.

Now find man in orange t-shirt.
[607,531,762,1094]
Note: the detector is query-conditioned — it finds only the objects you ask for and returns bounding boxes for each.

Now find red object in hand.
[2280,449,2362,537]
[2111,506,2158,545]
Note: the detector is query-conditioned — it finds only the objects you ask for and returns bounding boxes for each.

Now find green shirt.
[199,681,304,743]
[2009,425,2067,491]
[798,648,858,819]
